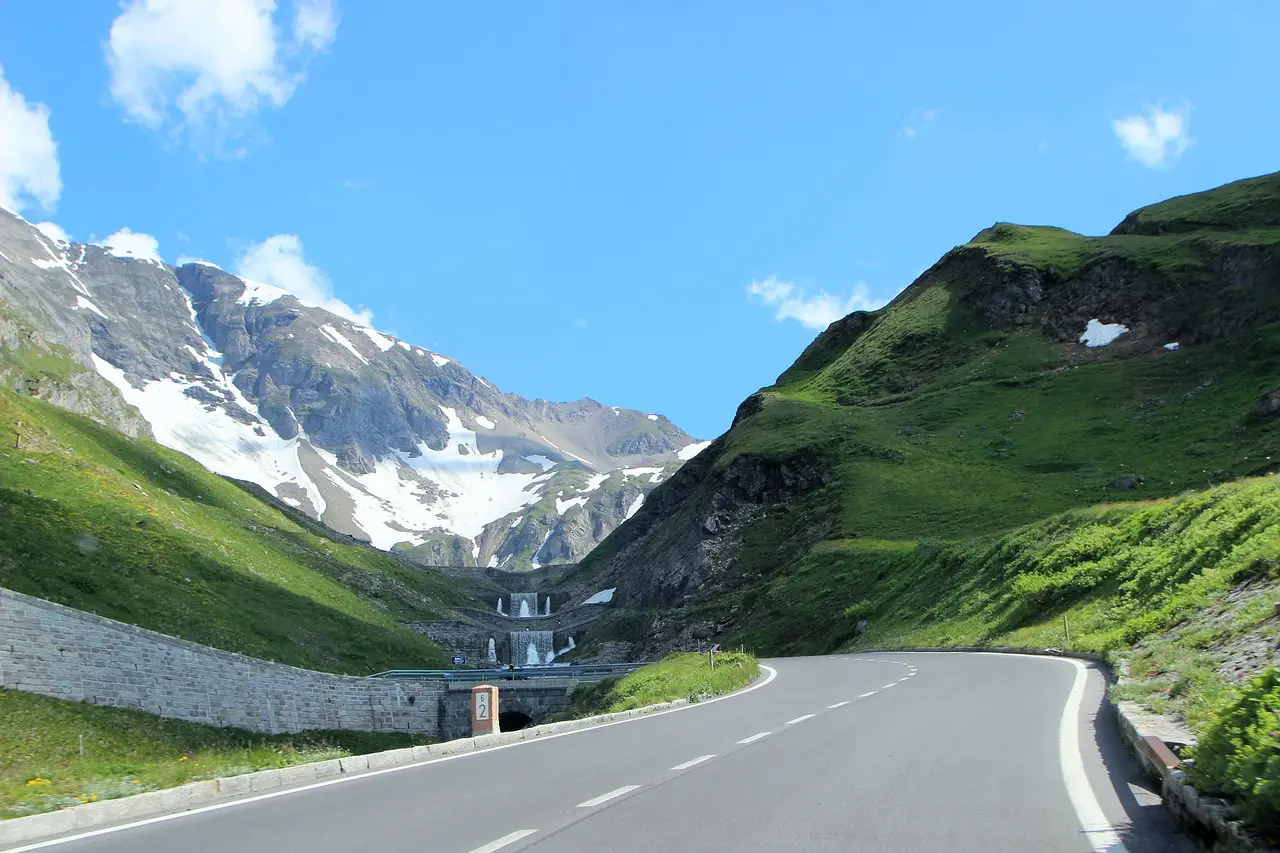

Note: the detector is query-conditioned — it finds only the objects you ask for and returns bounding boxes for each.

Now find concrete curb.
[857,645,1277,852]
[0,691,699,849]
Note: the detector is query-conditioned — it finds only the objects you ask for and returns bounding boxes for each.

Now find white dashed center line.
[576,786,641,808]
[828,701,850,709]
[882,683,897,689]
[737,731,771,745]
[785,714,815,725]
[670,755,716,771]
[860,690,878,698]
[467,830,537,852]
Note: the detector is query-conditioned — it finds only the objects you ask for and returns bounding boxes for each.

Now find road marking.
[1059,660,1131,853]
[827,701,850,708]
[576,786,641,808]
[785,714,815,725]
[737,731,771,744]
[882,683,897,689]
[0,666,780,852]
[467,830,537,853]
[859,690,878,697]
[670,754,716,771]
[886,650,1130,852]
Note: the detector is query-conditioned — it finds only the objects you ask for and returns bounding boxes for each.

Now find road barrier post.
[471,684,500,737]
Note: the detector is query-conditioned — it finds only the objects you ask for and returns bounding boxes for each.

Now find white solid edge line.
[576,786,641,808]
[467,829,538,853]
[784,714,815,725]
[3,666,780,853]
[737,731,771,745]
[670,754,716,771]
[883,650,1129,853]
[827,701,850,709]
[1059,659,1131,853]
[859,690,878,698]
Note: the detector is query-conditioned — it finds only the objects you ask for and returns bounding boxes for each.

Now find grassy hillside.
[0,687,431,820]
[567,172,1280,837]
[0,387,470,674]
[574,171,1280,595]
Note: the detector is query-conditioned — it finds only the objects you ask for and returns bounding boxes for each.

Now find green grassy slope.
[0,687,431,820]
[569,171,1280,836]
[0,387,469,674]
[575,171,1280,592]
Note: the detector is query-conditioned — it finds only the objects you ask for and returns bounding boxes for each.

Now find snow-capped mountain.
[0,209,711,567]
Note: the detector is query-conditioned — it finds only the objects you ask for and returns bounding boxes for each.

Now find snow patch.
[530,528,555,569]
[678,441,712,461]
[320,324,369,365]
[647,414,658,421]
[1080,319,1129,348]
[487,555,498,568]
[74,296,108,318]
[580,473,610,493]
[356,326,395,352]
[622,467,662,479]
[581,588,616,605]
[1164,342,1180,351]
[524,455,556,471]
[475,416,496,430]
[396,341,411,351]
[556,495,588,515]
[89,354,327,520]
[236,279,290,307]
[430,353,450,367]
[509,516,523,528]
[625,493,644,519]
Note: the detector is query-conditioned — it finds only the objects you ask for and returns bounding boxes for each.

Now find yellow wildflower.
[24,777,50,787]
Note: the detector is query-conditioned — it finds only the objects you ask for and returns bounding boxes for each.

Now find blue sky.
[0,1,1277,439]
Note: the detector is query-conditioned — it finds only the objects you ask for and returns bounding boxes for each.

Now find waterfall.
[487,637,497,664]
[511,593,538,619]
[495,598,505,616]
[543,596,551,616]
[510,630,554,667]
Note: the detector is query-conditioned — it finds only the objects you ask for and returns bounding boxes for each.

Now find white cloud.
[105,0,339,154]
[0,64,61,214]
[1112,106,1191,168]
[899,108,937,139]
[294,0,339,49]
[747,276,885,330]
[101,228,164,263]
[176,254,220,268]
[236,233,372,325]
[34,221,70,243]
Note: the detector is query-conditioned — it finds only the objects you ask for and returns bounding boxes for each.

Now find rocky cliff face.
[0,209,709,567]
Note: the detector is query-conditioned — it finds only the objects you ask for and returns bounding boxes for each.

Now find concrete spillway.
[511,631,554,666]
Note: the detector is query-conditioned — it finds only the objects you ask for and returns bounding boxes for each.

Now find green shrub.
[1189,669,1280,840]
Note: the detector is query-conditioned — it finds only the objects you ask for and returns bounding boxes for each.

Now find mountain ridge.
[0,209,710,568]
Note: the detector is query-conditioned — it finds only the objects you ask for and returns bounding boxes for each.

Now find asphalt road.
[7,653,1193,853]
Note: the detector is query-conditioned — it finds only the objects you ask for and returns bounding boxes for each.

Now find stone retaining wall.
[0,587,443,735]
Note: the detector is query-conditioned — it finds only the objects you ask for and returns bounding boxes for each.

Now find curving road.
[6,653,1192,853]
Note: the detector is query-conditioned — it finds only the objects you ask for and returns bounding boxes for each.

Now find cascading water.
[510,630,554,666]
[511,593,538,618]
[495,598,505,616]
[487,637,497,663]
[543,597,551,616]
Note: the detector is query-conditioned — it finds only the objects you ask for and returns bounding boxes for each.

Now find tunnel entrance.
[499,711,533,732]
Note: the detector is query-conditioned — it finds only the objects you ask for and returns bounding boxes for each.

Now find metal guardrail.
[367,662,651,681]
